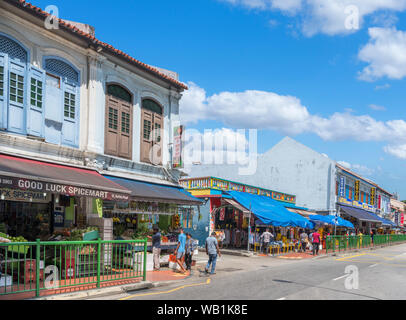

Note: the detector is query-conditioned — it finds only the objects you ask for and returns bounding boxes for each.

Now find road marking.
[119,279,211,300]
[369,264,378,268]
[336,253,366,261]
[277,297,286,300]
[336,259,406,268]
[333,274,348,281]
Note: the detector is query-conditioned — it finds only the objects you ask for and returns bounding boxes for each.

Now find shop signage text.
[339,176,346,197]
[354,180,360,201]
[338,197,375,212]
[0,176,129,201]
[0,188,51,203]
[370,187,376,206]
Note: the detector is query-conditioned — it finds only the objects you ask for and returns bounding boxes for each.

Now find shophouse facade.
[0,0,198,241]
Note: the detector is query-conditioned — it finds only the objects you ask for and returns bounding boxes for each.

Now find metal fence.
[326,234,406,254]
[0,239,147,298]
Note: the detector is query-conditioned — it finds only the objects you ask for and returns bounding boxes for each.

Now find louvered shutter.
[27,64,45,137]
[61,79,79,147]
[7,59,26,134]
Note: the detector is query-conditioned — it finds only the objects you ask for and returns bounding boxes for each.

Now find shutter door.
[0,54,7,130]
[27,65,45,137]
[105,95,120,156]
[7,59,26,134]
[140,109,153,163]
[118,100,132,159]
[61,80,79,147]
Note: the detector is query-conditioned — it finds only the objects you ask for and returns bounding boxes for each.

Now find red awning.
[0,154,131,201]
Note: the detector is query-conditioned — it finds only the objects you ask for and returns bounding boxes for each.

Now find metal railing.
[0,239,147,298]
[326,234,406,254]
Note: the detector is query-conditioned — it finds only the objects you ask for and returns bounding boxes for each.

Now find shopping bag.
[309,245,313,251]
[319,244,323,250]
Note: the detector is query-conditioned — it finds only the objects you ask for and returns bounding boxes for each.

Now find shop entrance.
[213,205,249,249]
[0,200,51,241]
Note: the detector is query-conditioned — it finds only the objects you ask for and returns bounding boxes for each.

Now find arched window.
[0,34,30,134]
[0,35,28,63]
[142,99,162,115]
[45,58,79,84]
[140,98,163,165]
[44,57,80,147]
[105,84,133,159]
[107,84,132,103]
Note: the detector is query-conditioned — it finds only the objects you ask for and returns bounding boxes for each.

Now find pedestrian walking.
[152,226,161,271]
[260,228,274,254]
[300,230,308,253]
[185,233,196,271]
[205,232,222,275]
[174,228,187,274]
[312,229,321,255]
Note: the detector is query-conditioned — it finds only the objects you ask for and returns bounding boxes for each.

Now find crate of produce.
[83,230,99,241]
[0,275,13,287]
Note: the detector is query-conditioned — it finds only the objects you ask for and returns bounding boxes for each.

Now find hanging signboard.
[370,188,376,206]
[339,176,346,197]
[354,180,360,201]
[173,126,184,169]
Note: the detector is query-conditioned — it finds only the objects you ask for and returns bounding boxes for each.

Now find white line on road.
[333,274,348,281]
[369,263,378,268]
[277,297,286,300]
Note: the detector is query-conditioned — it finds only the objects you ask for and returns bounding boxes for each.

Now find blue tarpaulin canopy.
[367,212,397,228]
[310,215,354,229]
[226,191,315,229]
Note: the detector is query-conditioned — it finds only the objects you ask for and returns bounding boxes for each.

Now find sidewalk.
[0,269,190,300]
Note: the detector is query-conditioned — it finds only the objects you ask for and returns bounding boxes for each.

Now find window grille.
[45,58,79,83]
[0,35,27,63]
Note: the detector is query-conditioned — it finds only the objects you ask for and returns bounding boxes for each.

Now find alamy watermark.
[344,5,360,31]
[44,5,59,30]
[344,265,359,290]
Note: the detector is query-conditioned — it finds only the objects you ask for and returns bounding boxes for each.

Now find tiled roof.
[336,163,392,196]
[5,0,188,90]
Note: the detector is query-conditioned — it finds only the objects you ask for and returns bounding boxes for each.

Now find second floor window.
[140,99,163,165]
[105,84,133,160]
[44,58,80,147]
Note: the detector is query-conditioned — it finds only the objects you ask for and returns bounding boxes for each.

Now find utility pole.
[247,203,252,252]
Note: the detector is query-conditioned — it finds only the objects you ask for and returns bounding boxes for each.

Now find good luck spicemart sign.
[0,176,129,201]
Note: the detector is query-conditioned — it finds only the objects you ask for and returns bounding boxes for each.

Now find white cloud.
[358,28,406,81]
[369,104,386,111]
[180,82,406,159]
[384,144,406,159]
[338,161,375,176]
[219,0,406,36]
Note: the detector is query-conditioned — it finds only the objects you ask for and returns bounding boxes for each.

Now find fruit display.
[0,233,28,242]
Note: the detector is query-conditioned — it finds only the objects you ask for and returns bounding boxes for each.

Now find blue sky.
[34,0,406,198]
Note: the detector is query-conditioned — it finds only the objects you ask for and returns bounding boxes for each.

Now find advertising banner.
[173,126,184,169]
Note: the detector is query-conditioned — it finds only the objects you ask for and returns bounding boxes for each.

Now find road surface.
[89,243,406,300]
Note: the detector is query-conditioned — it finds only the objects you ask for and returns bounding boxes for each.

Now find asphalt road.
[91,243,406,300]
